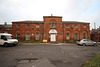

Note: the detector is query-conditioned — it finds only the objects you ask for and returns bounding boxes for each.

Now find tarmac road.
[0,43,100,67]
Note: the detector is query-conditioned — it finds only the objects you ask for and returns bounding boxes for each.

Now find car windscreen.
[5,35,12,39]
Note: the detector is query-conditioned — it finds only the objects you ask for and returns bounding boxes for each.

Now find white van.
[0,33,18,46]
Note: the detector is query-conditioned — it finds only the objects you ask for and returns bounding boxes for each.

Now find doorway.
[50,34,56,42]
[49,29,57,42]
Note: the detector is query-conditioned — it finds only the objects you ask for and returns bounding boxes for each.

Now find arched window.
[49,22,56,28]
[49,21,56,28]
[75,33,78,40]
[52,22,54,28]
[83,34,86,39]
[66,33,70,40]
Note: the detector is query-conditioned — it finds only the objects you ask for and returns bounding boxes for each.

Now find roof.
[12,20,43,23]
[0,24,12,28]
[12,20,89,24]
[5,24,12,28]
[43,14,62,18]
[62,21,89,24]
[0,25,4,28]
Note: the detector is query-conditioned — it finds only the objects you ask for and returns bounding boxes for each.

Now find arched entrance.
[49,29,57,42]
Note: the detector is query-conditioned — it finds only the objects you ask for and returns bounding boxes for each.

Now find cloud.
[0,0,100,29]
[63,0,98,20]
[89,10,100,29]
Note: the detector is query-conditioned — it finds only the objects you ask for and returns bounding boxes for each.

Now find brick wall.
[12,23,43,41]
[63,23,90,41]
[43,16,63,42]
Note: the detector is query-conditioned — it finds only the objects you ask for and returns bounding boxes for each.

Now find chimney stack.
[4,22,7,26]
[51,14,53,16]
[94,22,96,29]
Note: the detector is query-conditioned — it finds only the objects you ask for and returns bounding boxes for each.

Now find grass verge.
[83,54,100,67]
[66,40,76,44]
[19,40,41,43]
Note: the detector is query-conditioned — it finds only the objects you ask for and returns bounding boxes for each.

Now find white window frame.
[26,25,30,28]
[66,25,69,28]
[16,25,20,28]
[83,34,86,39]
[66,33,70,40]
[83,25,86,28]
[26,34,30,40]
[75,25,78,28]
[36,34,39,40]
[16,34,20,40]
[36,25,40,28]
[50,22,56,28]
[75,33,78,40]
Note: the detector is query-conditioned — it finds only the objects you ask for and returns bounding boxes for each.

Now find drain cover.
[17,58,38,64]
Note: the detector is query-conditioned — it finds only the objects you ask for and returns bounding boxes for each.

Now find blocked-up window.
[36,34,39,40]
[26,34,30,40]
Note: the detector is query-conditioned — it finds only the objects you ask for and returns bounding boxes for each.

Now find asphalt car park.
[0,43,100,67]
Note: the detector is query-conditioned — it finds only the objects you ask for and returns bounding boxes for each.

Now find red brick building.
[12,15,90,42]
[91,26,100,42]
[0,24,12,34]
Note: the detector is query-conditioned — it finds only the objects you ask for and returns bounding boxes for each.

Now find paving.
[17,58,56,67]
[0,43,100,67]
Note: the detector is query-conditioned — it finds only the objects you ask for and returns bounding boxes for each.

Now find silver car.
[77,39,98,46]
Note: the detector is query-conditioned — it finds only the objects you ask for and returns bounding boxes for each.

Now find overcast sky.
[0,0,100,29]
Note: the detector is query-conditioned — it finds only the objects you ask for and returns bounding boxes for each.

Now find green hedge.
[66,40,77,44]
[19,40,41,43]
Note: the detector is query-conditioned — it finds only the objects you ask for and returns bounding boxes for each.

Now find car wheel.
[82,43,86,46]
[93,43,97,46]
[13,44,17,46]
[3,43,8,47]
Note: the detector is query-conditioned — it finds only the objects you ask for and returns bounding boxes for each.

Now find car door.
[86,40,92,45]
[88,40,93,45]
[85,40,90,45]
[0,35,4,45]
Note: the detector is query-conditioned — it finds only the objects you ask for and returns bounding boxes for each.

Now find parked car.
[77,39,98,46]
[0,33,18,47]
